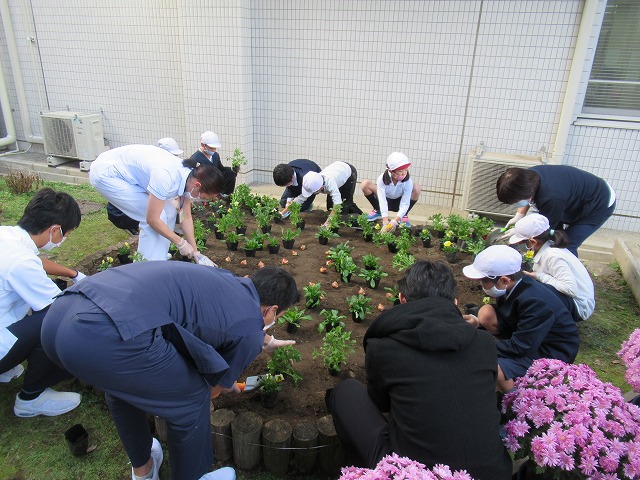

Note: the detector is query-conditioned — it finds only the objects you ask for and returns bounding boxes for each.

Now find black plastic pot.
[368,278,381,289]
[363,233,373,242]
[421,238,431,248]
[330,226,339,234]
[117,253,132,265]
[285,322,299,334]
[64,424,88,457]
[387,242,398,253]
[226,241,238,251]
[318,236,329,245]
[351,312,362,323]
[282,239,295,249]
[268,245,280,254]
[53,278,68,291]
[236,226,247,235]
[464,303,480,316]
[260,389,278,409]
[214,230,224,240]
[445,252,458,263]
[295,220,306,230]
[245,248,256,257]
[260,225,272,234]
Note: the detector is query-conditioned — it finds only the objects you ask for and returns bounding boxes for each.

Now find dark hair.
[273,164,294,186]
[17,188,81,235]
[398,260,456,302]
[496,168,540,204]
[533,228,570,249]
[250,267,299,313]
[382,169,411,186]
[182,159,224,194]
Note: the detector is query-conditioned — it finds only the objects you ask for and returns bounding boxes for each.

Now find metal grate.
[42,116,77,157]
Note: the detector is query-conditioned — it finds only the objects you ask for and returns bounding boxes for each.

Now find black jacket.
[288,158,321,197]
[364,297,512,480]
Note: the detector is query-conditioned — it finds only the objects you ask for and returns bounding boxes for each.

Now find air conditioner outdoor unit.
[41,111,108,168]
[463,145,545,219]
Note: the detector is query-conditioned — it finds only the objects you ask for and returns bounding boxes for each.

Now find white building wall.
[0,0,637,231]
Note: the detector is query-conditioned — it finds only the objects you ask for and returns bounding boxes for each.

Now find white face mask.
[41,226,66,251]
[263,308,277,331]
[483,285,507,298]
[184,187,203,203]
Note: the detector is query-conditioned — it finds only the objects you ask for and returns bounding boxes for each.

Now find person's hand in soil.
[263,335,296,353]
[177,238,195,258]
[463,314,481,328]
[383,218,398,233]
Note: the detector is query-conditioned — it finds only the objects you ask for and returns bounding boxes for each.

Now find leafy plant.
[281,227,301,241]
[313,326,356,372]
[372,229,396,247]
[335,256,358,282]
[225,206,246,229]
[361,253,380,270]
[429,213,446,232]
[392,251,415,271]
[358,267,388,288]
[394,232,415,253]
[225,231,240,243]
[326,204,342,231]
[243,236,261,251]
[227,147,247,170]
[248,229,267,248]
[277,306,313,328]
[130,251,147,262]
[470,215,495,240]
[98,256,114,271]
[326,242,354,261]
[315,226,339,240]
[266,234,279,247]
[287,201,302,226]
[419,228,431,241]
[254,205,272,229]
[259,373,284,394]
[347,294,373,321]
[230,184,251,207]
[442,240,459,254]
[304,282,326,309]
[117,242,131,256]
[193,219,210,250]
[465,238,487,256]
[356,212,374,235]
[384,285,401,304]
[267,346,303,385]
[4,170,41,194]
[318,309,346,333]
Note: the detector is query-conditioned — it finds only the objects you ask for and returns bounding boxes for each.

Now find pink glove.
[176,239,195,258]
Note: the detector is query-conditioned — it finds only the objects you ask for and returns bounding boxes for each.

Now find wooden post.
[292,419,318,474]
[317,414,344,474]
[211,408,236,463]
[230,412,263,470]
[154,416,168,443]
[262,419,292,476]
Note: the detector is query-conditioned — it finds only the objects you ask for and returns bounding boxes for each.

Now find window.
[583,0,640,117]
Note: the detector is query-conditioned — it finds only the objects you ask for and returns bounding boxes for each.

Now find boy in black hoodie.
[326,261,512,480]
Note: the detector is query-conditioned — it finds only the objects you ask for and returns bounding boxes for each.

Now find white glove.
[196,253,218,268]
[176,239,195,258]
[463,314,480,328]
[71,271,86,284]
[505,212,525,229]
[387,219,398,233]
[263,336,296,353]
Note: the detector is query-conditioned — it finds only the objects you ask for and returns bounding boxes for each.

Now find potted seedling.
[227,147,248,172]
[358,266,388,289]
[336,256,358,283]
[522,249,535,272]
[394,233,415,254]
[225,231,240,251]
[130,251,147,262]
[313,326,356,375]
[470,215,494,241]
[315,225,339,245]
[267,345,303,385]
[392,251,415,272]
[254,206,272,234]
[243,236,261,257]
[356,213,375,242]
[373,227,398,253]
[347,294,373,323]
[193,219,210,251]
[117,242,132,265]
[361,253,380,270]
[287,202,305,230]
[465,238,487,259]
[419,228,431,248]
[259,373,283,408]
[318,309,346,333]
[266,235,280,254]
[281,227,301,249]
[442,240,459,263]
[303,282,326,309]
[384,285,401,306]
[277,306,313,334]
[326,205,342,234]
[429,213,447,238]
[98,256,114,272]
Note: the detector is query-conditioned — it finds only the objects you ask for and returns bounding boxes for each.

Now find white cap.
[509,214,550,244]
[386,152,411,171]
[200,131,221,149]
[157,137,183,156]
[302,172,324,197]
[462,245,522,279]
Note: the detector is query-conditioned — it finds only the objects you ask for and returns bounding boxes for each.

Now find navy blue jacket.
[530,165,611,228]
[287,159,321,197]
[494,276,579,363]
[64,262,264,388]
[190,149,232,176]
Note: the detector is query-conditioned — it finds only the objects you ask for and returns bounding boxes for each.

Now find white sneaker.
[131,438,163,480]
[199,467,236,480]
[14,388,81,417]
[0,364,24,383]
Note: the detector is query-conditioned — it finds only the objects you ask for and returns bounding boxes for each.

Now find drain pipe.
[0,52,17,148]
[0,0,43,144]
[551,0,599,164]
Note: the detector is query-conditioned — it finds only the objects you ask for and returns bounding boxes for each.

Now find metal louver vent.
[40,111,108,163]
[42,117,77,157]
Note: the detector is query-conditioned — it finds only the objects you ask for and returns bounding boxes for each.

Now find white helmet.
[200,131,222,149]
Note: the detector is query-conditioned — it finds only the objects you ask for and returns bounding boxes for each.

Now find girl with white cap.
[360,152,421,232]
[509,213,595,322]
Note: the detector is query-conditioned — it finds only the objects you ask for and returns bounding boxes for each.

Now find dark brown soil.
[81,209,486,425]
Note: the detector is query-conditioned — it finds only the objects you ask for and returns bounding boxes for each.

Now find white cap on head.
[462,245,522,279]
[301,172,324,197]
[157,137,183,156]
[386,152,411,171]
[200,131,222,149]
[509,214,550,244]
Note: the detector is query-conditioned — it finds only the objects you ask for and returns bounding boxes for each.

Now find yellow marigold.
[443,241,452,247]
[524,250,535,260]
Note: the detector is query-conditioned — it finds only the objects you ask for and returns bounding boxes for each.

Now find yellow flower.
[524,250,535,260]
[443,241,452,247]
[375,224,381,230]
[106,256,114,263]
[421,229,427,234]
[482,296,491,305]
[124,242,129,248]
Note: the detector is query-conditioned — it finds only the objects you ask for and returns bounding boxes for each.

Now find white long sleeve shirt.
[295,161,351,207]
[532,241,595,320]
[376,173,413,218]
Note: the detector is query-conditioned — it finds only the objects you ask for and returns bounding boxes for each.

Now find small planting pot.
[273,216,282,224]
[53,278,68,291]
[433,229,445,238]
[236,226,247,235]
[226,241,238,251]
[328,366,341,377]
[363,233,373,242]
[285,322,299,334]
[351,312,362,323]
[207,220,217,230]
[295,220,306,230]
[445,252,458,263]
[330,226,339,234]
[244,248,256,257]
[64,424,89,457]
[260,389,278,409]
[318,236,329,245]
[341,274,352,283]
[393,299,401,306]
[421,238,431,248]
[282,239,295,249]
[387,242,399,253]
[267,244,280,254]
[464,303,480,316]
[368,278,381,289]
[522,262,533,272]
[117,253,132,265]
[260,225,272,234]
[214,230,225,240]
[364,264,377,271]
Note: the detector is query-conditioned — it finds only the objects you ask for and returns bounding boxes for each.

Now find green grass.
[0,180,638,478]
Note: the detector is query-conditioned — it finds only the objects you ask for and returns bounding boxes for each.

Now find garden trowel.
[236,375,266,392]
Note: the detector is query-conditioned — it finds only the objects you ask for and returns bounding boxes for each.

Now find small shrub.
[267,346,303,385]
[5,171,41,194]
